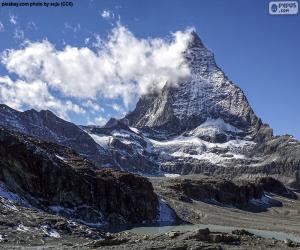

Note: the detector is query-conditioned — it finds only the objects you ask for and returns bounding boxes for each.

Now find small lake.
[120,223,300,243]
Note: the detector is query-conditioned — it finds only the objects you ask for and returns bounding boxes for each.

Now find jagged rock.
[160,176,263,207]
[125,32,261,135]
[0,127,158,224]
[257,177,297,198]
[182,228,210,240]
[0,104,110,168]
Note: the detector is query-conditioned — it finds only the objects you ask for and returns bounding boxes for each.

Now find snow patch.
[129,127,140,134]
[40,225,60,238]
[189,118,242,138]
[89,133,112,149]
[55,154,67,162]
[164,173,180,178]
[150,135,255,166]
[16,224,31,232]
[49,205,74,214]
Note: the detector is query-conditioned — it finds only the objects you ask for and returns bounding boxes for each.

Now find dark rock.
[182,228,210,241]
[0,127,159,224]
[257,177,297,199]
[0,104,110,168]
[162,176,263,207]
[232,229,254,236]
[88,238,128,247]
[208,233,239,243]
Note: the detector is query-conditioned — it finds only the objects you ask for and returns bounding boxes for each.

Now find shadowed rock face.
[256,176,297,199]
[0,128,158,224]
[157,176,264,207]
[0,104,110,168]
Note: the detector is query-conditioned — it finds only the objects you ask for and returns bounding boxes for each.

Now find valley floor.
[1,177,300,249]
[151,176,300,235]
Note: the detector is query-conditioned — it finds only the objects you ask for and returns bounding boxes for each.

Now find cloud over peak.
[0,24,194,121]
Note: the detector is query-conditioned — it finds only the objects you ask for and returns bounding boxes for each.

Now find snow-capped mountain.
[86,31,300,187]
[0,31,300,188]
[125,32,261,135]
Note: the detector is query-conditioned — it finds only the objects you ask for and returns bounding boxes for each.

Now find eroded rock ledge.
[0,127,158,225]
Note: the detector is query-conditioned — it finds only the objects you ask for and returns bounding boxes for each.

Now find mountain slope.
[108,31,300,186]
[0,104,110,167]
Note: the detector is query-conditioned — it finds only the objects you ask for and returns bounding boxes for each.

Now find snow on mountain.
[0,30,299,187]
[125,32,261,134]
[188,118,242,137]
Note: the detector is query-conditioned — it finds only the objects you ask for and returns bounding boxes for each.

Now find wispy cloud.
[64,22,81,35]
[27,21,38,31]
[9,14,17,25]
[88,115,107,126]
[0,22,4,32]
[101,9,114,19]
[13,27,24,40]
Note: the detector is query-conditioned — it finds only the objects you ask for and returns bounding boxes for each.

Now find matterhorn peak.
[125,30,261,134]
[187,30,205,49]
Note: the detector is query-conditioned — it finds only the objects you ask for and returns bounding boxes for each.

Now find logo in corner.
[269,1,298,15]
[271,3,278,12]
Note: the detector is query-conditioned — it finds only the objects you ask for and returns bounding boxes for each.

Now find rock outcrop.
[154,175,264,207]
[256,177,297,199]
[0,127,158,224]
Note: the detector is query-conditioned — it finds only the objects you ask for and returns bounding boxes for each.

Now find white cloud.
[1,24,193,108]
[27,21,37,31]
[0,22,4,32]
[88,115,107,126]
[13,27,24,40]
[111,104,123,112]
[9,14,17,25]
[82,100,103,112]
[101,9,114,19]
[64,22,81,33]
[0,75,85,120]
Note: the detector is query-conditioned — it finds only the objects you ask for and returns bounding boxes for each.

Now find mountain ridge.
[0,31,299,187]
[124,31,264,138]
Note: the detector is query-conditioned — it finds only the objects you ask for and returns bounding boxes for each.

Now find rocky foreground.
[3,225,300,249]
[85,228,300,250]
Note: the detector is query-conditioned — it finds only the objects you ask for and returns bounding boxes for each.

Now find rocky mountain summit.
[125,32,263,135]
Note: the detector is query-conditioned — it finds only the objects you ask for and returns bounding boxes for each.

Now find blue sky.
[0,0,299,139]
